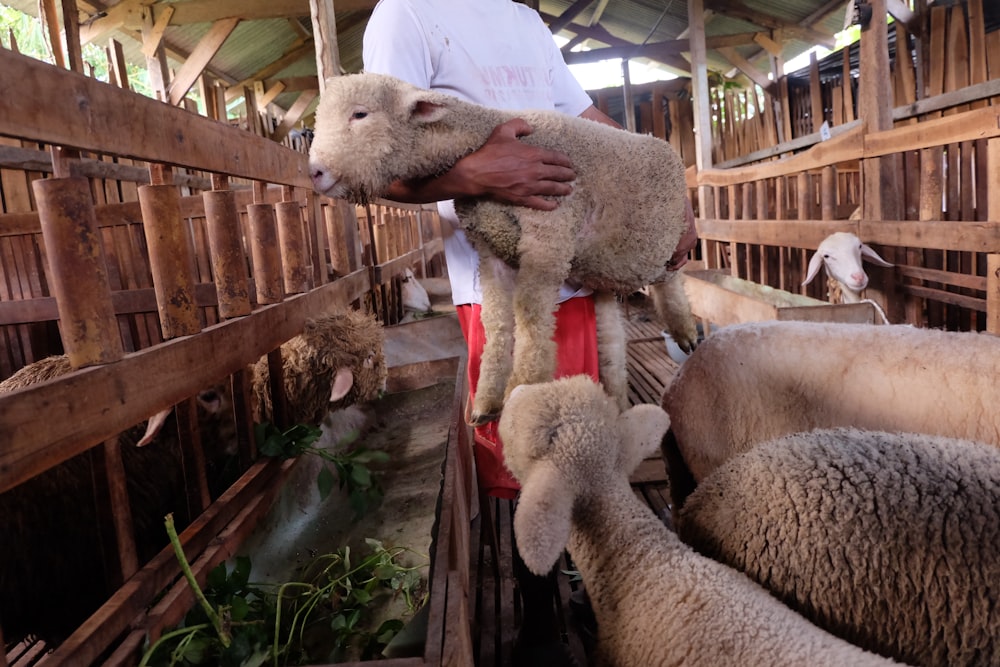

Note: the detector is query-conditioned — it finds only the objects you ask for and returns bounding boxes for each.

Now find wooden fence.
[0,45,454,665]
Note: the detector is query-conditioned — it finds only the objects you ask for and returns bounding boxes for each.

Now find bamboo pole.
[203,176,252,319]
[33,176,123,367]
[138,166,201,339]
[247,190,285,305]
[275,193,311,295]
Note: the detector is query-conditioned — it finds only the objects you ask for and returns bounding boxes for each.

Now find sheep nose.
[309,161,337,194]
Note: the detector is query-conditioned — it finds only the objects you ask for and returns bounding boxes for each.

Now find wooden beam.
[886,0,917,31]
[707,0,837,49]
[41,0,66,68]
[61,0,84,73]
[79,0,143,45]
[589,0,610,26]
[164,0,310,24]
[106,38,129,88]
[263,75,320,92]
[168,17,240,106]
[139,4,173,57]
[310,0,341,92]
[717,46,775,95]
[548,0,595,36]
[272,89,319,142]
[225,40,314,102]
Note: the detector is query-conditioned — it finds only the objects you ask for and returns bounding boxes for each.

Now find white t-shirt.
[363,0,595,306]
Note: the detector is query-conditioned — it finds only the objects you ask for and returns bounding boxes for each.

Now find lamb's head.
[299,309,387,411]
[803,232,893,302]
[309,72,459,203]
[498,375,671,574]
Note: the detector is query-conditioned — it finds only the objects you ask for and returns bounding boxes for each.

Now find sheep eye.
[351,110,368,120]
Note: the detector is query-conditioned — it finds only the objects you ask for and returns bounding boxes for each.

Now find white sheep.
[497,375,904,667]
[802,231,893,304]
[676,426,1000,667]
[251,307,387,427]
[661,320,1000,495]
[308,72,697,424]
[400,266,431,321]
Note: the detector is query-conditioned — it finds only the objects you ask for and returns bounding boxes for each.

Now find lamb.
[308,72,697,424]
[400,266,431,318]
[802,231,893,305]
[497,375,903,667]
[0,356,235,648]
[675,426,1000,667]
[660,320,1000,503]
[251,307,387,427]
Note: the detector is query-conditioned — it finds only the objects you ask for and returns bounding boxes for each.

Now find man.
[362,1,696,662]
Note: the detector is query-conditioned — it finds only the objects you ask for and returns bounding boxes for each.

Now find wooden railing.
[0,47,447,664]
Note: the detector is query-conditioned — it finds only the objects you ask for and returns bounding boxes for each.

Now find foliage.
[254,421,391,519]
[140,535,428,667]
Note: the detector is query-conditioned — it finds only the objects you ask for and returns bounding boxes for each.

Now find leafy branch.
[254,421,390,518]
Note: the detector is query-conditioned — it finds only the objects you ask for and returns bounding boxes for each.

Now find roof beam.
[706,0,837,48]
[272,89,318,141]
[164,0,310,24]
[717,46,775,94]
[547,0,596,36]
[167,17,240,105]
[225,40,315,102]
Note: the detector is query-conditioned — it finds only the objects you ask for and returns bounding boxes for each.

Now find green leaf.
[317,465,336,500]
[376,619,405,644]
[231,556,252,589]
[352,588,372,604]
[206,562,228,591]
[349,464,371,487]
[330,613,347,631]
[229,595,249,622]
[373,564,397,581]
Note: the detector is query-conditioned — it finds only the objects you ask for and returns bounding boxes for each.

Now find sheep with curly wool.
[802,231,893,305]
[497,375,904,667]
[675,426,1000,667]
[0,355,235,648]
[251,307,387,427]
[660,320,1000,508]
[308,72,697,424]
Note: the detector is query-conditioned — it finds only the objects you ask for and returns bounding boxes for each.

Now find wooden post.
[137,165,201,339]
[688,0,715,219]
[248,185,285,304]
[275,192,311,294]
[820,165,836,220]
[987,138,1000,334]
[33,176,123,367]
[310,0,341,93]
[203,175,252,318]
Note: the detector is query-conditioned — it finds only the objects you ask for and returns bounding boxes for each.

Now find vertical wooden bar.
[820,165,836,220]
[248,198,285,305]
[203,178,252,319]
[275,194,311,295]
[987,138,1000,334]
[33,176,123,367]
[137,168,201,339]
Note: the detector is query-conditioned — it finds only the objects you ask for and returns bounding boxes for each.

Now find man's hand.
[449,118,576,211]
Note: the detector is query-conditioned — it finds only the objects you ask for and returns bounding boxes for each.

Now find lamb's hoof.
[470,409,501,426]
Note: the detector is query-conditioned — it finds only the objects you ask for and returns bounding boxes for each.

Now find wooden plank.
[0,49,310,187]
[0,271,369,494]
[168,18,240,105]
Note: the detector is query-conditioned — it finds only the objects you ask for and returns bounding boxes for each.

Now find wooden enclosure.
[0,44,460,665]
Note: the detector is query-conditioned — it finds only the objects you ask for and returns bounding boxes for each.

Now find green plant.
[254,421,390,518]
[141,519,427,667]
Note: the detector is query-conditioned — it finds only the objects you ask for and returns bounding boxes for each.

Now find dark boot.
[511,528,579,667]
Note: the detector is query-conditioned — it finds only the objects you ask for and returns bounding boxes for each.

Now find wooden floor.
[469,311,679,667]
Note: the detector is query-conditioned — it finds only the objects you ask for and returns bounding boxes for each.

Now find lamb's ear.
[405,91,450,125]
[513,462,574,576]
[137,408,173,447]
[860,243,894,267]
[330,367,355,402]
[616,405,671,475]
[802,250,825,286]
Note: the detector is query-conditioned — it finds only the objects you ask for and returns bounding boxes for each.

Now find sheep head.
[308,72,468,204]
[498,375,671,574]
[803,232,893,302]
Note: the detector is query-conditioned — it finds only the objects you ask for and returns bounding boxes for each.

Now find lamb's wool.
[498,376,904,667]
[677,427,1000,667]
[308,72,696,423]
[661,320,1000,497]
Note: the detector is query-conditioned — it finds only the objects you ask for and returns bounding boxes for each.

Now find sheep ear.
[407,96,450,125]
[137,408,172,447]
[860,243,894,267]
[513,462,574,576]
[617,405,671,475]
[330,367,354,402]
[802,250,825,286]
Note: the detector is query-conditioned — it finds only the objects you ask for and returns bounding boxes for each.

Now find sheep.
[0,356,235,649]
[308,71,697,424]
[660,319,1000,504]
[251,307,387,427]
[400,266,432,321]
[497,375,904,667]
[802,231,893,305]
[675,426,1000,667]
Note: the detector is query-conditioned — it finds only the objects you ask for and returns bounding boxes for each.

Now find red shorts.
[456,296,600,499]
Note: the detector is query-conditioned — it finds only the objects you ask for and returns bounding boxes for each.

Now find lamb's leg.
[504,211,575,400]
[649,272,699,353]
[471,254,516,425]
[594,291,628,412]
